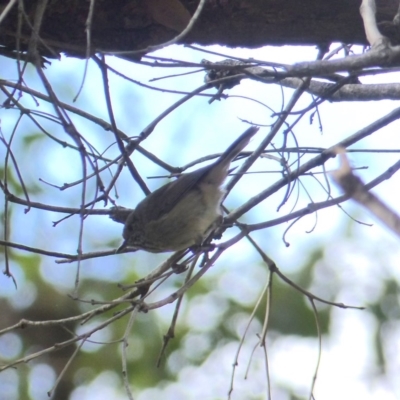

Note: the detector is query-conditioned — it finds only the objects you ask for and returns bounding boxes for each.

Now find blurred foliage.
[0,236,371,399]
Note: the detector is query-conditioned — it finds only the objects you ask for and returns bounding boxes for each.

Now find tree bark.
[0,0,398,60]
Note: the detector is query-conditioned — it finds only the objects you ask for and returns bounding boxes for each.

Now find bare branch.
[331,149,400,238]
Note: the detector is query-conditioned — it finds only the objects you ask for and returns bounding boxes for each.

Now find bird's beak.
[116,241,128,254]
[115,241,138,254]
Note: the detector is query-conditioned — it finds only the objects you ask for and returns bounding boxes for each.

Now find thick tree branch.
[0,0,398,60]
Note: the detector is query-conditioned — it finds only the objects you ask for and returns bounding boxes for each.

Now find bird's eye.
[126,225,134,232]
[125,215,139,230]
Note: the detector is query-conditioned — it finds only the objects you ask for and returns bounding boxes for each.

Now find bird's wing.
[136,165,210,221]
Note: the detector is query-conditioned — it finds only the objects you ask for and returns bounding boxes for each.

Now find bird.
[114,126,259,253]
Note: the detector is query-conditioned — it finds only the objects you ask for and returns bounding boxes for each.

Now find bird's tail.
[206,125,259,183]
